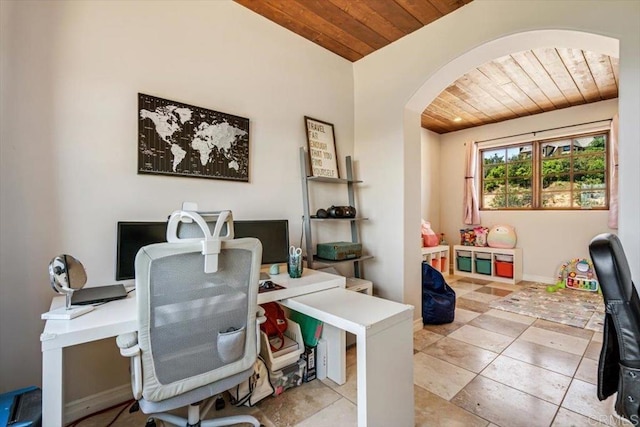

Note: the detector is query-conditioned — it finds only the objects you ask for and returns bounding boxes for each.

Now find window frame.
[479,130,609,211]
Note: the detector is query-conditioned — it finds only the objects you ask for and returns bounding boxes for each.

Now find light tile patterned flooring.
[79,276,631,427]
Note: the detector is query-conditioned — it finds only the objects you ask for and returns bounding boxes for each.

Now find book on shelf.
[269,335,299,358]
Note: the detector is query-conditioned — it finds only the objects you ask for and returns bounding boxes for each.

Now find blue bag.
[421,262,456,324]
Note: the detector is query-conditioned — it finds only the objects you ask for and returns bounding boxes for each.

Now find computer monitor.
[234,220,290,265]
[115,221,167,281]
[116,218,290,280]
[177,217,290,265]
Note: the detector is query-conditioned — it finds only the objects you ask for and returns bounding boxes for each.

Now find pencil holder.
[288,253,303,278]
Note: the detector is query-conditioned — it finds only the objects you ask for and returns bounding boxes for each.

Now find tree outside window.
[481,132,608,210]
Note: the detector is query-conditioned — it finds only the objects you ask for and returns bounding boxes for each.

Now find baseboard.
[413,318,423,332]
[65,384,132,424]
[523,274,556,284]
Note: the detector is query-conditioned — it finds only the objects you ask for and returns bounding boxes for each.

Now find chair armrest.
[116,332,139,357]
[257,306,266,325]
[116,332,142,400]
[256,306,266,354]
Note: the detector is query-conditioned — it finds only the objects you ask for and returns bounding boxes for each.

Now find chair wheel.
[215,395,225,410]
[145,418,157,427]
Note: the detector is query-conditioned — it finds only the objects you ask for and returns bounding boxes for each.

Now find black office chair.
[589,233,640,425]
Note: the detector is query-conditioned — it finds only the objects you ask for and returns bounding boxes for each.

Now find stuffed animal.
[487,225,517,249]
[421,220,439,247]
[473,226,489,246]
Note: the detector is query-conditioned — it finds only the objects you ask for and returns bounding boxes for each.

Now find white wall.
[438,100,618,283]
[354,0,640,318]
[421,128,441,234]
[0,0,354,400]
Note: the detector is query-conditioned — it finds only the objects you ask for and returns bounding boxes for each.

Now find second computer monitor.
[234,219,290,265]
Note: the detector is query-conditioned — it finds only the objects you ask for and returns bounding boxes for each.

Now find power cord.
[66,399,135,427]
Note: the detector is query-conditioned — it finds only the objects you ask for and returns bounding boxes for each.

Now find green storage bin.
[457,256,472,272]
[288,309,323,347]
[475,259,492,275]
[316,241,362,261]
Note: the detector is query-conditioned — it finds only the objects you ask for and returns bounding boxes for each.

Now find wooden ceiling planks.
[511,50,571,109]
[295,0,390,51]
[464,69,530,119]
[233,2,617,134]
[395,0,443,25]
[556,48,602,103]
[234,0,470,61]
[235,0,363,61]
[584,51,619,99]
[327,0,405,42]
[531,48,585,106]
[363,1,423,35]
[423,48,619,134]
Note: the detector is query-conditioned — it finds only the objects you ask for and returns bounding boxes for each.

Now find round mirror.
[48,254,87,294]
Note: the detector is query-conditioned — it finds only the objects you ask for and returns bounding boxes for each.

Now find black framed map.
[138,93,250,181]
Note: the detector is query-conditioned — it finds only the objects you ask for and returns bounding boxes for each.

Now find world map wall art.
[138,93,250,181]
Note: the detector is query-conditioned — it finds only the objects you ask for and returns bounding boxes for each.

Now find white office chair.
[117,210,265,426]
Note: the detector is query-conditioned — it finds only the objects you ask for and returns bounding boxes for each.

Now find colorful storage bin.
[440,256,448,272]
[456,250,472,272]
[495,261,514,278]
[475,258,492,275]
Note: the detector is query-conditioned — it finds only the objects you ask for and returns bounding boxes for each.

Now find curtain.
[463,141,481,225]
[608,114,619,229]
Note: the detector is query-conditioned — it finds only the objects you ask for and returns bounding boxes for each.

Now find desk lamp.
[42,254,94,320]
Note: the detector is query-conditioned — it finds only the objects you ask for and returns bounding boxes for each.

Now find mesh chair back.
[135,238,261,402]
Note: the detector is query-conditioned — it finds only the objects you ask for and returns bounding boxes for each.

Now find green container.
[475,259,492,275]
[288,310,323,347]
[457,256,472,272]
[316,241,362,261]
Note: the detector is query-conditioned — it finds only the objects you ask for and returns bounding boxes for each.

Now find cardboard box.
[301,345,317,382]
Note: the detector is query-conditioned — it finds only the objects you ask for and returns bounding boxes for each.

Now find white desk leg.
[42,348,64,427]
[322,323,346,385]
[356,318,414,427]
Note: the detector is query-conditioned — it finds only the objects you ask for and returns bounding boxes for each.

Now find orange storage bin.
[440,257,447,272]
[495,261,514,278]
[431,258,439,268]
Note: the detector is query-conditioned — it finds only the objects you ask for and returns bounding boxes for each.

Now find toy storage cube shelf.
[453,245,523,284]
[421,245,450,276]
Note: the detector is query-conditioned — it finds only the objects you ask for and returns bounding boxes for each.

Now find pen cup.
[287,253,303,279]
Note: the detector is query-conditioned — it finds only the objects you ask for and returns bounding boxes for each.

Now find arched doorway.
[406,30,618,114]
[402,29,620,308]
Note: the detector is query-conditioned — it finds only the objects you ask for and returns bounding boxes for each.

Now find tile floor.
[76,276,632,427]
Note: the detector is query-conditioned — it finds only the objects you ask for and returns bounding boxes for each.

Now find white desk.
[41,269,414,426]
[283,288,414,426]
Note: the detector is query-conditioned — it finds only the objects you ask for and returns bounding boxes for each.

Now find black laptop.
[71,284,128,305]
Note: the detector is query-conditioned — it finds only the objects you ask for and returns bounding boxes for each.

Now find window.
[480,132,608,210]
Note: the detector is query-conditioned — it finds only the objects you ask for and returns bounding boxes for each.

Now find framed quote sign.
[305,116,339,179]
